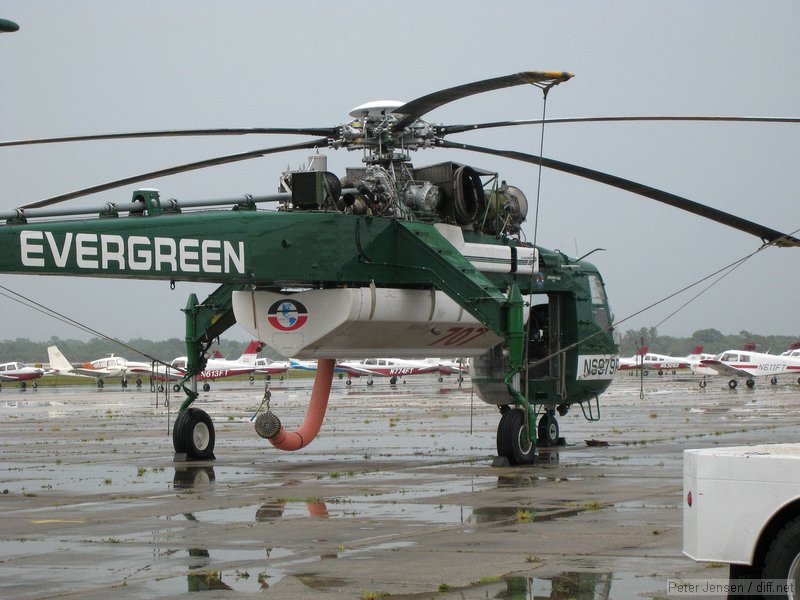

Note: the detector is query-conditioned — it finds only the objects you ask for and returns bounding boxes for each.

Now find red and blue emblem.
[267,299,308,331]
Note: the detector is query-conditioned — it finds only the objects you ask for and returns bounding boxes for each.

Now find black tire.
[746,379,755,388]
[202,383,211,392]
[537,413,559,447]
[699,380,707,388]
[760,515,800,594]
[172,384,181,393]
[729,379,738,389]
[771,377,778,385]
[173,407,215,460]
[496,408,535,465]
[97,379,104,389]
[389,376,398,385]
[346,379,352,386]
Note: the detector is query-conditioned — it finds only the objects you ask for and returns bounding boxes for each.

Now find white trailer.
[684,444,800,594]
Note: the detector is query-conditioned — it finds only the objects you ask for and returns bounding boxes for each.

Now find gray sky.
[1,0,799,347]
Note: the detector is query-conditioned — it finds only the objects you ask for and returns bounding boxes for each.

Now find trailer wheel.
[761,514,800,593]
[173,407,215,460]
[497,409,535,465]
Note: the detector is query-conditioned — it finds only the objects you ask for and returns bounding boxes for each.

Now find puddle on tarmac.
[448,571,666,599]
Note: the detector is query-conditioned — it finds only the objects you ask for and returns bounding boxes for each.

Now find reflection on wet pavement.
[0,374,798,598]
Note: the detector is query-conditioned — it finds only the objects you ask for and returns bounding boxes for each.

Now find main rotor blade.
[392,71,573,132]
[22,137,330,209]
[439,115,800,136]
[0,127,339,148]
[438,139,800,248]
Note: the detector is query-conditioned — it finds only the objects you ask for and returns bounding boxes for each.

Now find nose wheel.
[537,411,560,447]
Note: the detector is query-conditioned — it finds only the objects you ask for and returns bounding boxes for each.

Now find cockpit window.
[588,275,606,306]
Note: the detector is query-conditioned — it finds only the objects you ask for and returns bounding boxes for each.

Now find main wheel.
[537,412,559,447]
[496,408,535,465]
[760,515,800,597]
[729,379,738,389]
[173,407,216,460]
[746,378,755,388]
[202,383,211,392]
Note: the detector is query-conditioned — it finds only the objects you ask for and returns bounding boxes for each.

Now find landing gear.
[389,376,398,385]
[497,408,535,466]
[537,412,560,447]
[172,384,182,393]
[173,407,215,460]
[202,383,211,392]
[746,378,755,388]
[97,378,104,389]
[729,379,737,389]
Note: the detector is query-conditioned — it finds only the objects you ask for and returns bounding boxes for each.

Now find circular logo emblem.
[267,300,308,331]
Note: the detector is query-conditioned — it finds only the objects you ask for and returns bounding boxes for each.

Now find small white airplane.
[138,340,263,392]
[253,357,290,380]
[0,361,45,389]
[692,343,800,388]
[47,345,151,388]
[617,346,691,374]
[336,357,440,385]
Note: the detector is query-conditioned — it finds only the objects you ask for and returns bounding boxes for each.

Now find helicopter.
[0,71,797,465]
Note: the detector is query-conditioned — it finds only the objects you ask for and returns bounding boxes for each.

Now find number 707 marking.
[428,326,489,347]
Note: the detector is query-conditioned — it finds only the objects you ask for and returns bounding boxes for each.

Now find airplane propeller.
[2,70,798,247]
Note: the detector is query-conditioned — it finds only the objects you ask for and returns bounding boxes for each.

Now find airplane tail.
[690,345,704,355]
[211,349,225,359]
[237,340,263,366]
[47,345,74,373]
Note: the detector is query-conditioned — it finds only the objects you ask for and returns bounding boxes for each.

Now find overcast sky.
[1,1,798,350]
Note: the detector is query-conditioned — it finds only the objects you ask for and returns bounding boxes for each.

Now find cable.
[0,284,172,368]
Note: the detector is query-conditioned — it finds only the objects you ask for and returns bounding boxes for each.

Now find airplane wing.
[0,374,23,382]
[695,360,754,378]
[336,363,382,377]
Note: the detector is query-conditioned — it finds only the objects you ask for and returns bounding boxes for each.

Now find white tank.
[232,287,520,358]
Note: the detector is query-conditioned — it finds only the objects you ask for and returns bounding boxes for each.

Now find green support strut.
[504,284,536,443]
[178,293,202,412]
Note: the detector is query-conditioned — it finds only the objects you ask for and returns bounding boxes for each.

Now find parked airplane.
[137,340,263,392]
[253,357,290,380]
[692,344,800,388]
[0,361,45,390]
[47,345,151,388]
[618,347,690,375]
[336,358,440,385]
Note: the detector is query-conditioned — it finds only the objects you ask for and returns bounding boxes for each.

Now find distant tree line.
[616,327,799,357]
[2,329,798,364]
[0,337,285,364]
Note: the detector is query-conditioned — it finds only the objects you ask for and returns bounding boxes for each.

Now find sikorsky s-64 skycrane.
[1,72,797,465]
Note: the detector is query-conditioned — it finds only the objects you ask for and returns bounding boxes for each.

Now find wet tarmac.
[2,371,799,599]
